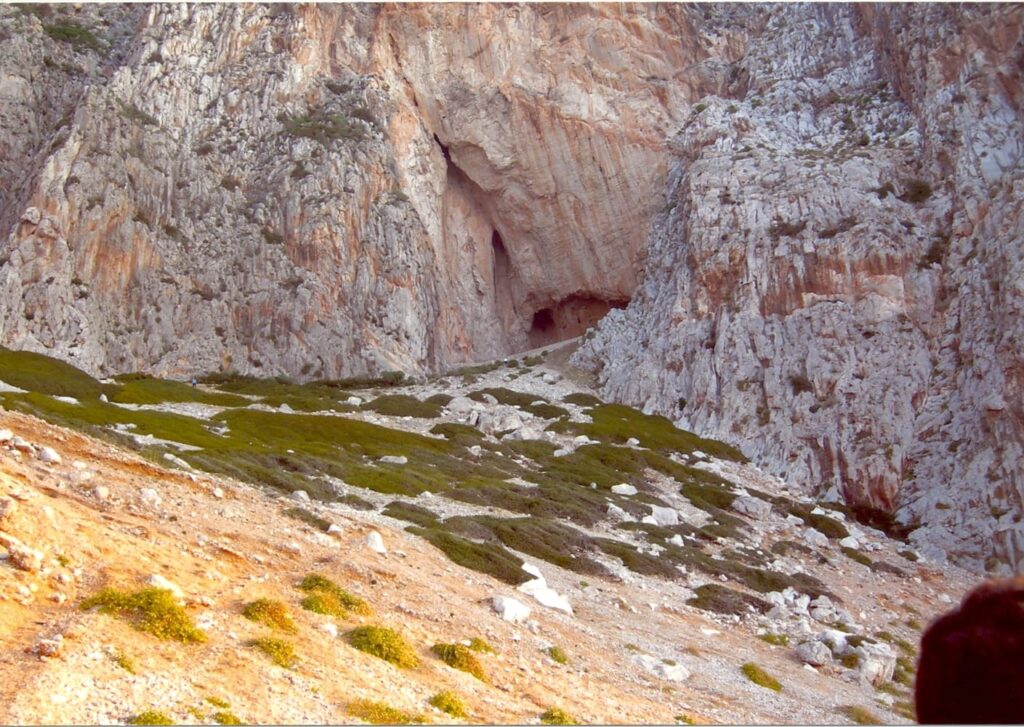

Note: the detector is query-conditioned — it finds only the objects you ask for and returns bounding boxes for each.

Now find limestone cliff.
[0,2,700,378]
[574,4,1024,571]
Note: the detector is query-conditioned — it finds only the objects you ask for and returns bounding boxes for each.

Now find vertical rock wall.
[575,4,1024,571]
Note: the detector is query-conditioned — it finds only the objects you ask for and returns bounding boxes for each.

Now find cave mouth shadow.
[526,294,629,349]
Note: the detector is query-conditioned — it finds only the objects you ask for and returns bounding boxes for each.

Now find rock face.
[574,4,1024,571]
[1,4,1021,571]
[0,3,701,379]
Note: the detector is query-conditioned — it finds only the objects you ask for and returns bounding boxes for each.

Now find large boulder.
[855,642,897,685]
[635,654,691,682]
[733,496,772,519]
[492,595,531,623]
[794,640,833,667]
[476,407,525,436]
[445,396,478,416]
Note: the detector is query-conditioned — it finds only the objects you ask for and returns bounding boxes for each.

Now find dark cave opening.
[531,307,556,335]
[526,294,630,349]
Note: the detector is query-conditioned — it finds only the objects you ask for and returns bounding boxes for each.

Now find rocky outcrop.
[0,3,706,379]
[575,4,1024,571]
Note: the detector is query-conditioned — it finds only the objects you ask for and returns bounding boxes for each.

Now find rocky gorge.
[0,1,1021,584]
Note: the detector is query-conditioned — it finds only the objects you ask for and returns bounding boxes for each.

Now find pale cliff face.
[575,4,1024,572]
[1,3,1021,571]
[0,3,699,378]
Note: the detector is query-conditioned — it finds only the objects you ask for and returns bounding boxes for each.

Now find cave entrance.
[526,294,630,349]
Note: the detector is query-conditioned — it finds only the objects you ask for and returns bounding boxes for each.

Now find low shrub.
[348,699,425,724]
[363,394,444,418]
[540,707,579,725]
[348,626,419,668]
[81,587,206,643]
[432,642,487,681]
[468,637,496,654]
[279,110,366,145]
[428,690,468,718]
[242,598,296,633]
[128,711,174,726]
[562,392,602,407]
[44,21,103,51]
[298,573,372,618]
[546,645,569,664]
[249,637,296,668]
[839,705,883,725]
[842,547,873,567]
[212,712,242,725]
[758,633,789,647]
[899,179,933,204]
[686,584,770,615]
[741,662,782,691]
[112,649,137,674]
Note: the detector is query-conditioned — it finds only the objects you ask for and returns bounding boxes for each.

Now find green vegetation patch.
[81,587,206,643]
[771,540,813,557]
[279,109,367,145]
[546,645,569,664]
[43,21,103,51]
[111,374,248,407]
[408,526,529,585]
[839,705,883,725]
[205,697,230,709]
[681,480,737,511]
[429,422,484,445]
[563,392,602,407]
[348,626,419,668]
[467,388,574,419]
[383,501,440,528]
[428,690,468,718]
[759,633,790,647]
[469,387,548,408]
[898,549,919,562]
[112,649,137,674]
[348,700,425,725]
[283,506,331,531]
[128,711,174,726]
[298,573,371,617]
[462,516,608,577]
[212,712,242,726]
[432,642,488,681]
[687,584,770,616]
[894,700,916,721]
[540,707,579,725]
[467,637,496,654]
[249,636,296,668]
[788,504,849,539]
[595,538,682,580]
[242,598,297,632]
[842,547,873,567]
[0,346,111,399]
[741,662,782,691]
[575,404,746,461]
